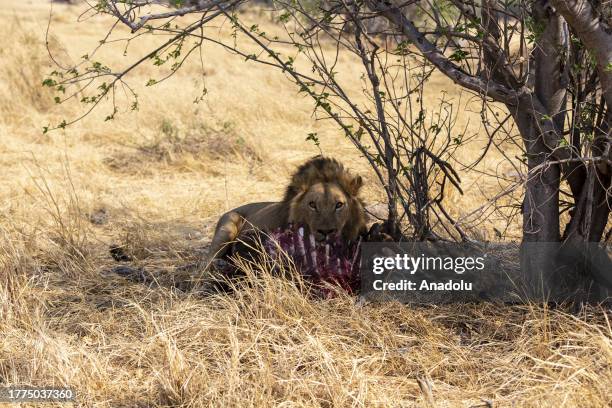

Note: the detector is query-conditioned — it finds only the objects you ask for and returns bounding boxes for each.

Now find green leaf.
[449,49,469,62]
[305,132,320,147]
[279,11,291,23]
[42,78,57,87]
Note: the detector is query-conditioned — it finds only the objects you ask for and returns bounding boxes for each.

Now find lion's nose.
[317,229,337,238]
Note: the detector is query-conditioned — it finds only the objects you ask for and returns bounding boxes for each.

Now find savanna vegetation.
[0,1,610,406]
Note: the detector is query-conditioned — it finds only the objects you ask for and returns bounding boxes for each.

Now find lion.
[207,156,368,265]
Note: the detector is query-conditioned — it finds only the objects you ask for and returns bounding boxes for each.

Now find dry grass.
[0,1,610,407]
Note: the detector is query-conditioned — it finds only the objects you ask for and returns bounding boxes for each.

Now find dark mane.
[282,156,362,203]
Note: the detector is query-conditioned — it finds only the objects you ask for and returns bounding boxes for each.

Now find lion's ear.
[285,183,308,199]
[348,175,363,196]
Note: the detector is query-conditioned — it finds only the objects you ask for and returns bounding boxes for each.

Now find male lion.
[207,156,368,265]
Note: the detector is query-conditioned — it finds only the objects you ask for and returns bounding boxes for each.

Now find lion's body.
[207,157,367,263]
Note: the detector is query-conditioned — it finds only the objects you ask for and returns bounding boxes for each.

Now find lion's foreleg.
[207,211,244,264]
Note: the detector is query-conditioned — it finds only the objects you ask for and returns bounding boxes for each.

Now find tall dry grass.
[0,1,610,407]
[1,235,611,407]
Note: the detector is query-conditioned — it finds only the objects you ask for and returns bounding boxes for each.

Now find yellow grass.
[0,1,610,407]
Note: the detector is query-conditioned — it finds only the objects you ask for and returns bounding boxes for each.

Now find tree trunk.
[515,106,563,299]
[516,0,568,299]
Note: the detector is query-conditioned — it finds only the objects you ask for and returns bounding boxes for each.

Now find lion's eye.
[309,201,317,210]
[336,202,344,209]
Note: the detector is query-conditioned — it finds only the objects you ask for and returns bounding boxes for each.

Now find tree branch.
[550,0,612,109]
[365,0,523,106]
[107,0,241,32]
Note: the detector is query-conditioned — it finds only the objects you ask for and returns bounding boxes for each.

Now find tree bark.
[514,1,569,297]
[551,0,612,244]
[550,0,612,109]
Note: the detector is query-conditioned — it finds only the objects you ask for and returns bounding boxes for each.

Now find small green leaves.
[394,40,411,56]
[279,11,291,23]
[354,127,364,142]
[151,42,183,67]
[400,164,413,176]
[105,107,118,122]
[315,92,331,111]
[42,78,57,87]
[449,49,469,62]
[305,132,320,147]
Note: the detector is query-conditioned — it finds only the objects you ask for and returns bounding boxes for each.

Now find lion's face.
[289,181,364,242]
